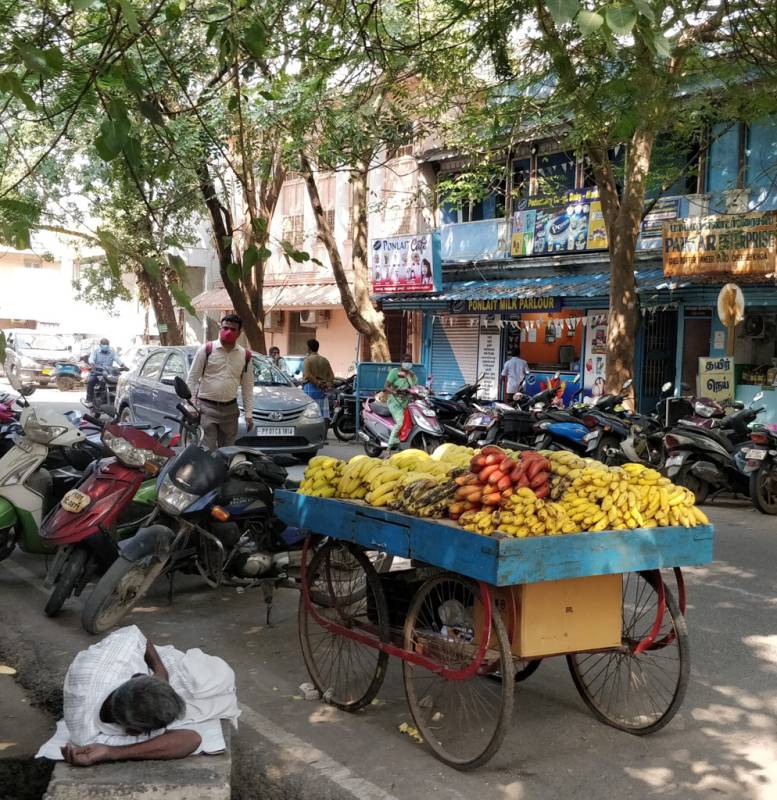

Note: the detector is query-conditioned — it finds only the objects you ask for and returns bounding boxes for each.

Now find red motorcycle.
[40,418,173,617]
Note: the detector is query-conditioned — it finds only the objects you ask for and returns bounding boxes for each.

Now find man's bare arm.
[144,641,169,682]
[61,730,202,766]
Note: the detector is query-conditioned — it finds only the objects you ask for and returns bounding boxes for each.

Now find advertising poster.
[641,197,680,241]
[370,232,440,294]
[663,212,777,276]
[476,320,500,400]
[584,312,608,397]
[510,188,607,257]
[697,356,735,402]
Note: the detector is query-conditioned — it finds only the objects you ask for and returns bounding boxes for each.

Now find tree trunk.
[300,153,390,361]
[605,234,638,396]
[197,162,266,352]
[138,270,184,345]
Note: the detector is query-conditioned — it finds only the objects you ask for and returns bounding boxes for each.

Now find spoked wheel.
[750,461,777,515]
[402,575,514,770]
[299,541,389,711]
[56,376,76,392]
[332,414,356,442]
[567,571,689,735]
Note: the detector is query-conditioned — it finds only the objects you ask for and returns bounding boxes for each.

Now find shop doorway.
[383,310,409,361]
[639,308,677,411]
[682,315,712,392]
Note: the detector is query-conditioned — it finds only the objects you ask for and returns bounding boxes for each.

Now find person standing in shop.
[501,345,529,402]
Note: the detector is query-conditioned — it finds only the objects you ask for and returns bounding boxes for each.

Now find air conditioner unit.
[745,314,766,339]
[299,310,330,327]
[264,309,284,331]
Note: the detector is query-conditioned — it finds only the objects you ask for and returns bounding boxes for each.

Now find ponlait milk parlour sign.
[663,212,777,276]
[370,233,440,294]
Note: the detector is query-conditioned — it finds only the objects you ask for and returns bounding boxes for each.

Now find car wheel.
[297,450,319,464]
[118,406,133,424]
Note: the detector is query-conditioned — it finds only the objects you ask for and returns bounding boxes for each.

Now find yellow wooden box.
[475,573,623,658]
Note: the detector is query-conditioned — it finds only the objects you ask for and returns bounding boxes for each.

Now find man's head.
[110,676,185,736]
[400,352,413,370]
[100,338,110,353]
[220,314,242,346]
[269,346,280,359]
[307,339,320,354]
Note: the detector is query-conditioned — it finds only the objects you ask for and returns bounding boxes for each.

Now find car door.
[131,351,168,423]
[158,351,189,427]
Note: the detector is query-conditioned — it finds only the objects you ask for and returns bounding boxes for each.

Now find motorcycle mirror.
[174,376,192,400]
[753,391,764,403]
[661,381,672,392]
[622,378,633,390]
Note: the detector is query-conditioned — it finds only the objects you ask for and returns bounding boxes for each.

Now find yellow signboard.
[663,212,777,276]
[697,356,735,402]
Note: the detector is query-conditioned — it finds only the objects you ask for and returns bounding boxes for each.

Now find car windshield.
[252,356,293,387]
[17,334,70,351]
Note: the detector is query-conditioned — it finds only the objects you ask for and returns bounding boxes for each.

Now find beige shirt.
[187,340,254,421]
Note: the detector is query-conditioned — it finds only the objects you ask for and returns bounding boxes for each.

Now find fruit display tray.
[274,490,715,586]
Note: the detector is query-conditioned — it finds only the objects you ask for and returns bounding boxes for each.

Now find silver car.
[115,345,326,458]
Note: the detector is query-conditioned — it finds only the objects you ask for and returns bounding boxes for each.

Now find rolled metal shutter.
[430,316,479,395]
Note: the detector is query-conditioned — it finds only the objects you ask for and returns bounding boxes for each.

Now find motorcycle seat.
[370,401,390,416]
[678,420,734,449]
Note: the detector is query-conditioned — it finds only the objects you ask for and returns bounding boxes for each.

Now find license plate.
[746,449,767,460]
[254,427,295,436]
[61,489,91,513]
[665,455,684,467]
[41,369,52,376]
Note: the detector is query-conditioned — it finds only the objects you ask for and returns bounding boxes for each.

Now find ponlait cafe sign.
[663,211,777,276]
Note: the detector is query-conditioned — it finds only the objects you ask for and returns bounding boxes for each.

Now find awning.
[192,282,343,312]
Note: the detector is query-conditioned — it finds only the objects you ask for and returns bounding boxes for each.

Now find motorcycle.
[735,424,777,515]
[40,416,173,617]
[81,377,296,634]
[663,391,765,503]
[84,365,126,417]
[427,375,485,444]
[54,361,88,392]
[358,384,443,456]
[0,371,88,561]
[329,375,358,442]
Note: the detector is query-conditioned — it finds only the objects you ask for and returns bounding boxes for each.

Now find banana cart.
[274,490,714,770]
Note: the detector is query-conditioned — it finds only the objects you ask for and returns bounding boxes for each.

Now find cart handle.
[300,536,494,682]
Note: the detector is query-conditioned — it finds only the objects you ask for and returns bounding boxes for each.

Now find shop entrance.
[639,308,678,411]
[682,314,712,391]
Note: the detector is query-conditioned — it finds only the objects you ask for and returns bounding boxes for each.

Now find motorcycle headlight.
[157,474,198,514]
[582,431,599,442]
[103,431,166,469]
[24,415,67,444]
[302,403,321,420]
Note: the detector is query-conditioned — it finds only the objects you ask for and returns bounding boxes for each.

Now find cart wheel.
[402,575,514,770]
[298,541,389,712]
[567,571,689,735]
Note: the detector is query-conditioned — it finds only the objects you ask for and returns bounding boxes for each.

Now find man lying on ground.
[37,625,239,766]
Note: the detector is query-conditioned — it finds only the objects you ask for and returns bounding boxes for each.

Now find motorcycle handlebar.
[82,413,104,428]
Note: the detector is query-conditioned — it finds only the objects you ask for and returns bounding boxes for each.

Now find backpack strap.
[203,341,251,375]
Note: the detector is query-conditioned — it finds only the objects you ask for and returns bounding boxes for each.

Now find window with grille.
[283,214,305,248]
[387,143,414,160]
[23,259,42,269]
[281,178,306,248]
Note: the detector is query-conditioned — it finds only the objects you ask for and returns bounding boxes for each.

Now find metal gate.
[429,316,479,395]
[638,308,678,412]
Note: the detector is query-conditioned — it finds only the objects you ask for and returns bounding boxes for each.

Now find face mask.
[401,362,412,371]
[219,328,239,345]
[100,344,110,353]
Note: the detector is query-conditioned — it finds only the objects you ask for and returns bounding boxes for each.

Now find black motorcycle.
[329,375,358,442]
[737,424,777,515]
[86,365,127,418]
[427,376,485,444]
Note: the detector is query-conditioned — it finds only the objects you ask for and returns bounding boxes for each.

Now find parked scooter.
[734,424,777,515]
[81,377,296,634]
[359,384,443,456]
[663,391,765,503]
[329,375,357,442]
[54,361,88,392]
[427,375,485,444]
[40,416,173,616]
[0,372,87,561]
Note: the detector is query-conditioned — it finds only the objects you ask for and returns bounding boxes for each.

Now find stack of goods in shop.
[298,445,710,536]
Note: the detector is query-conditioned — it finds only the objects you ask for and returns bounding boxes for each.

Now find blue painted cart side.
[274,490,714,587]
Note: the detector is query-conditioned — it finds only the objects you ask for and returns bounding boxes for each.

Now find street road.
[0,383,775,799]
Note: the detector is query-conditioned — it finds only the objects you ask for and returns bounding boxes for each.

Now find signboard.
[157,323,168,333]
[641,197,680,240]
[476,320,499,400]
[583,312,608,397]
[511,188,608,257]
[697,356,735,402]
[450,296,560,315]
[370,232,441,294]
[663,212,777,276]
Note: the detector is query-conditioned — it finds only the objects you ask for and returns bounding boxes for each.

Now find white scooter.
[0,370,86,560]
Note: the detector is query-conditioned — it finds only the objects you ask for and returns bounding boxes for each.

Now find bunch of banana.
[336,456,384,499]
[431,443,476,469]
[298,456,345,498]
[391,478,458,517]
[363,465,405,507]
[493,497,576,537]
[545,450,587,478]
[459,507,497,535]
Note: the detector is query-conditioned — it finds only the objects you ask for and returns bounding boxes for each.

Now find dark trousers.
[86,373,98,402]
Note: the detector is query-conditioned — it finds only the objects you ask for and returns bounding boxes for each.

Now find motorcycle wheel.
[56,376,76,392]
[44,548,89,617]
[750,461,777,515]
[332,414,356,442]
[363,440,383,457]
[0,527,18,561]
[594,434,620,465]
[675,466,710,505]
[81,556,167,635]
[414,433,442,455]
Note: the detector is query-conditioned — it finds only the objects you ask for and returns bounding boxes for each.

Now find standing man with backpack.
[187,314,254,450]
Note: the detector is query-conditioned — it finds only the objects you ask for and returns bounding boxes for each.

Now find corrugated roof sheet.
[193,282,343,311]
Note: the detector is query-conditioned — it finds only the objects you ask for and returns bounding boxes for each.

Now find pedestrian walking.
[501,345,529,402]
[86,338,126,407]
[302,338,334,420]
[187,314,254,450]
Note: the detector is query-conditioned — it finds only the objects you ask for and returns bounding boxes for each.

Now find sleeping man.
[37,626,239,766]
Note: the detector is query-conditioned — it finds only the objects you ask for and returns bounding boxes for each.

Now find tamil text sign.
[664,212,777,276]
[697,356,735,402]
